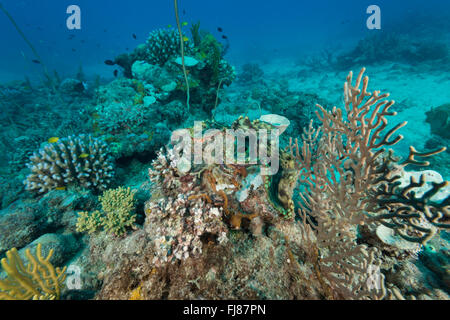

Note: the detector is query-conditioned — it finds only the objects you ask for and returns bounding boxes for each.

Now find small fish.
[31,59,41,64]
[183,9,186,15]
[79,153,90,158]
[80,39,85,44]
[183,36,189,42]
[68,34,75,40]
[222,35,228,40]
[182,22,188,27]
[113,70,118,77]
[132,33,137,39]
[217,27,223,32]
[55,186,66,191]
[104,60,115,66]
[72,48,77,52]
[167,24,172,28]
[48,137,59,143]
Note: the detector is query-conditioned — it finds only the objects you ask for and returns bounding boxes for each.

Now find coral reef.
[1,13,449,301]
[24,134,114,194]
[238,63,264,84]
[0,243,67,300]
[112,25,235,116]
[336,33,449,70]
[87,68,449,301]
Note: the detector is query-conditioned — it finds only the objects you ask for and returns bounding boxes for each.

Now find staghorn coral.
[24,134,114,194]
[76,187,137,237]
[290,68,449,299]
[0,243,67,300]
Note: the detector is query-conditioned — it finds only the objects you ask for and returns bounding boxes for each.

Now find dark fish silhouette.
[183,9,186,15]
[217,27,223,32]
[104,60,115,66]
[68,34,75,40]
[72,48,77,52]
[132,34,137,39]
[113,70,118,77]
[222,35,228,40]
[31,59,41,64]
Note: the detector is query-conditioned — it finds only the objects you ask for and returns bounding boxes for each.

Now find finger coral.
[76,187,137,237]
[24,134,115,194]
[0,243,67,300]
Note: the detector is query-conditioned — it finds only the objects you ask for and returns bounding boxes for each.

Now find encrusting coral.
[76,186,137,237]
[0,243,67,300]
[24,134,114,194]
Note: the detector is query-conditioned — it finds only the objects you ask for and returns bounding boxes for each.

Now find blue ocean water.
[0,0,449,301]
[0,0,449,79]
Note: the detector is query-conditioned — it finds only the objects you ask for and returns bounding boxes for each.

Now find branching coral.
[145,28,192,66]
[290,68,448,299]
[0,243,67,300]
[76,187,137,237]
[101,187,137,236]
[24,134,114,193]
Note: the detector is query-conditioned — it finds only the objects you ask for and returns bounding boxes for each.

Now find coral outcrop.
[112,25,235,116]
[426,103,450,139]
[24,135,114,194]
[90,68,449,301]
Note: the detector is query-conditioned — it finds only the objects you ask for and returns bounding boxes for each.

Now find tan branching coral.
[76,187,137,236]
[24,134,115,193]
[0,243,67,300]
[290,68,448,299]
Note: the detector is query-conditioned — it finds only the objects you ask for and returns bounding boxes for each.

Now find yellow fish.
[55,186,66,191]
[79,153,90,158]
[183,36,189,42]
[48,137,59,143]
[182,22,188,26]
